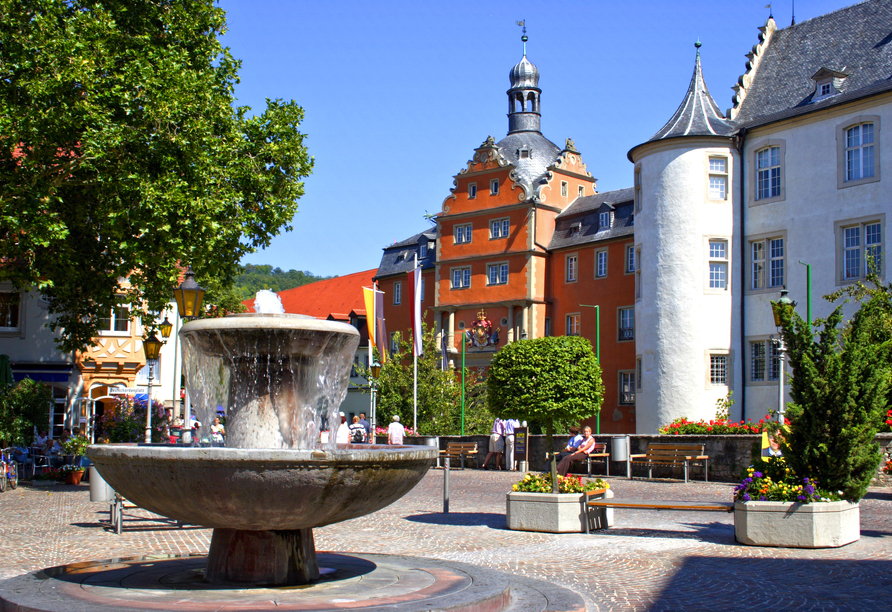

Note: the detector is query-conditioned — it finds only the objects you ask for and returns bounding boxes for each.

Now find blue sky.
[222,0,853,277]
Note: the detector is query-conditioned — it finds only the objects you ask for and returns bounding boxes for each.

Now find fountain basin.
[88,444,438,530]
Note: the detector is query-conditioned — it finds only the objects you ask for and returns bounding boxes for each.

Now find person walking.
[336,412,350,444]
[504,418,521,471]
[387,415,405,445]
[349,416,367,443]
[481,417,505,470]
[359,412,371,442]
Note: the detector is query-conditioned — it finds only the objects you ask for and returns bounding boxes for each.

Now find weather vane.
[516,20,527,55]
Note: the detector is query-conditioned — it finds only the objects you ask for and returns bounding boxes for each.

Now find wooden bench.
[440,442,479,469]
[549,443,611,476]
[583,491,733,533]
[629,443,709,483]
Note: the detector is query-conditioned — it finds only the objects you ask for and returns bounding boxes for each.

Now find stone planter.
[507,489,614,533]
[734,499,860,548]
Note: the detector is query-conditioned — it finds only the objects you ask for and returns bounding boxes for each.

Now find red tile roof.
[242,268,377,320]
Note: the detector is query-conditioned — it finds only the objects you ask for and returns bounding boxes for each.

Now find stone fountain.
[87,292,438,585]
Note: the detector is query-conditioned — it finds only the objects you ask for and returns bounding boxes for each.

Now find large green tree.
[0,0,313,352]
[487,336,603,456]
[367,326,492,436]
[778,276,892,501]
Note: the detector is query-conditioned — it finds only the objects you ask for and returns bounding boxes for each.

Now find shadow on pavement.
[649,556,892,611]
[404,512,507,529]
[592,521,735,545]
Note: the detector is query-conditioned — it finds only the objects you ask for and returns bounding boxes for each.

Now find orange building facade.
[374,46,637,432]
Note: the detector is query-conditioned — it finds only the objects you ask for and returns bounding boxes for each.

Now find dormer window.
[811,67,847,102]
[420,243,428,259]
[599,211,611,230]
[568,222,582,236]
[518,146,531,159]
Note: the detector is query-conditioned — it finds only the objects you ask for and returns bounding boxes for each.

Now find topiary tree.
[487,336,603,489]
[777,276,892,501]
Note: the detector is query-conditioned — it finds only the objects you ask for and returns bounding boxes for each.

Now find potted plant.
[487,336,604,491]
[61,463,86,485]
[734,279,891,548]
[507,472,612,533]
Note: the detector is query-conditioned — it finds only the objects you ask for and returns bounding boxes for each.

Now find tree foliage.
[0,379,53,446]
[487,336,603,451]
[778,276,892,501]
[0,0,313,351]
[364,326,492,436]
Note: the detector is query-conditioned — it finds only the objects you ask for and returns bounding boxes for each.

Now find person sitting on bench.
[555,426,582,463]
[557,426,597,476]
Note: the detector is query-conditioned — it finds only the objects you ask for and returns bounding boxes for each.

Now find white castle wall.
[633,141,741,433]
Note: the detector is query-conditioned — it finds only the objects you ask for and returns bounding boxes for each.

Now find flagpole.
[461,331,466,436]
[413,254,418,434]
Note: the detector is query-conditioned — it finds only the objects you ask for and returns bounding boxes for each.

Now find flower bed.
[659,416,772,435]
[512,472,608,494]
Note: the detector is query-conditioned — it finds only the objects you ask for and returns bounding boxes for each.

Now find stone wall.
[416,433,892,485]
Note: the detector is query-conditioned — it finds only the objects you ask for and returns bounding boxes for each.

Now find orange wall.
[376,269,436,350]
[548,238,636,434]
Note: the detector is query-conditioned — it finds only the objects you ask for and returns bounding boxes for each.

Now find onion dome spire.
[507,26,542,134]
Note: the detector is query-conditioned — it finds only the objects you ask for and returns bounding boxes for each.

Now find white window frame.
[625,243,635,274]
[98,296,132,336]
[595,249,608,278]
[490,218,510,240]
[708,155,728,201]
[835,215,885,284]
[490,178,499,195]
[747,232,786,293]
[750,139,785,205]
[706,238,730,292]
[599,211,611,230]
[0,289,22,334]
[619,371,636,405]
[578,185,585,198]
[419,243,427,259]
[451,266,472,289]
[618,307,634,342]
[836,115,881,189]
[393,281,402,305]
[561,181,568,197]
[565,254,578,283]
[487,262,509,286]
[705,350,733,388]
[566,313,580,336]
[454,223,472,245]
[468,182,477,199]
[748,337,781,385]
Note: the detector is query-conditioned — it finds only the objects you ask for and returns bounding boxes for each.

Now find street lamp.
[369,360,382,442]
[173,266,206,321]
[159,315,173,340]
[770,289,796,424]
[142,332,164,444]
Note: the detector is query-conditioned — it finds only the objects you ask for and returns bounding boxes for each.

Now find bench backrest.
[591,443,607,453]
[445,442,478,452]
[645,443,704,458]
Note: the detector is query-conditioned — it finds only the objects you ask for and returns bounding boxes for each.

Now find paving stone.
[0,471,890,611]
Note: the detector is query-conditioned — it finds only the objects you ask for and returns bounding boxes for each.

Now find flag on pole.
[362,287,377,352]
[374,284,388,362]
[407,265,422,357]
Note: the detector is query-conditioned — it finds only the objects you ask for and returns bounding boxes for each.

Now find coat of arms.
[465,310,500,349]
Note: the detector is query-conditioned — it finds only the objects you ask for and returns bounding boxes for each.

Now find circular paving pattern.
[0,552,585,612]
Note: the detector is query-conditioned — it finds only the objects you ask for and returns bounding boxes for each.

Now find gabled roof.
[495,131,563,199]
[734,0,892,127]
[550,188,634,250]
[242,268,377,319]
[375,230,437,279]
[646,44,734,144]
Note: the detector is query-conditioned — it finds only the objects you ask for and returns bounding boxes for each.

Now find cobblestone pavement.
[1,471,891,612]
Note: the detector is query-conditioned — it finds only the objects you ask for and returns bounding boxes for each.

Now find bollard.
[443,457,450,514]
[88,466,114,502]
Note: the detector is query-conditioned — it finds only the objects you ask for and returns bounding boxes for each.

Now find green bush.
[0,378,53,446]
[778,277,892,501]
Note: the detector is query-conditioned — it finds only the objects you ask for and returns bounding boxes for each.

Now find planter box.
[734,500,860,548]
[507,489,613,533]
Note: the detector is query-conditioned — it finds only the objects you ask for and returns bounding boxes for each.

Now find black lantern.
[159,315,173,339]
[173,266,205,320]
[771,289,797,330]
[143,332,164,362]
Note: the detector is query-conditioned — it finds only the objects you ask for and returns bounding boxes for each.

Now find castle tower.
[627,43,741,433]
[507,33,542,134]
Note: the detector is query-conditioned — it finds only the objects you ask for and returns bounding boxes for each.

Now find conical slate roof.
[647,44,734,142]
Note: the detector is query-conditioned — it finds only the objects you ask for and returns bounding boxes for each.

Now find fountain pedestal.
[206,528,319,585]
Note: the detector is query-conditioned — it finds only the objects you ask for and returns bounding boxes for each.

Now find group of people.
[555,425,597,476]
[481,417,521,471]
[334,412,406,445]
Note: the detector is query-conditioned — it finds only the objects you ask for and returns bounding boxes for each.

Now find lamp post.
[770,289,796,424]
[369,360,382,442]
[173,267,206,442]
[142,332,164,443]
